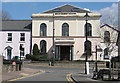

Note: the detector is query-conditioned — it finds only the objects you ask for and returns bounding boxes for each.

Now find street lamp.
[19,44,23,70]
[51,12,55,66]
[84,12,90,74]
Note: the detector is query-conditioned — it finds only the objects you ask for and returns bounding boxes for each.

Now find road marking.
[66,73,74,83]
[20,73,29,76]
[8,70,45,82]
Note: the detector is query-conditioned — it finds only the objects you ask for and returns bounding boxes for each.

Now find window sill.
[6,41,12,43]
[19,41,25,43]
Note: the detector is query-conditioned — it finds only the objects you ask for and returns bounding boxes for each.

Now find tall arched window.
[85,23,92,36]
[84,40,92,55]
[40,23,47,36]
[62,23,69,36]
[40,40,46,53]
[104,31,110,42]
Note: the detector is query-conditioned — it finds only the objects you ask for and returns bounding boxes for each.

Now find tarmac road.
[6,64,86,83]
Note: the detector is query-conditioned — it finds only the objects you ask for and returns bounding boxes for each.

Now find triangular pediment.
[43,4,91,13]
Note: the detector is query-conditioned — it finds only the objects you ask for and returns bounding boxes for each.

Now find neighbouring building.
[0,20,31,60]
[99,24,119,61]
[1,4,118,61]
[31,4,102,61]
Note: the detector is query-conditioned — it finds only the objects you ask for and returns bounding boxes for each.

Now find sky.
[2,0,118,2]
[2,2,118,21]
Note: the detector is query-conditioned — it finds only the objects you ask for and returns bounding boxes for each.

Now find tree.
[33,44,40,55]
[2,10,11,20]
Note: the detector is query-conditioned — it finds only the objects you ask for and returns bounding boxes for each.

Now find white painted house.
[31,4,102,61]
[0,20,31,60]
[99,24,119,61]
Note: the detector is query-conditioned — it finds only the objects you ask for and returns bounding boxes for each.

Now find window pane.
[40,40,46,53]
[84,40,91,54]
[20,44,24,56]
[8,33,12,41]
[104,48,109,59]
[104,31,110,42]
[62,23,69,36]
[85,23,92,36]
[40,23,47,36]
[20,33,25,41]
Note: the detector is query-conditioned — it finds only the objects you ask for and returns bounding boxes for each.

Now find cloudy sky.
[2,2,118,26]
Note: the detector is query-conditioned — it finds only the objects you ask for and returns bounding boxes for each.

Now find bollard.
[86,62,90,74]
[12,61,16,71]
[16,64,19,71]
[49,61,51,66]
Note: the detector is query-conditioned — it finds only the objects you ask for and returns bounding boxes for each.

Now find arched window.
[40,40,46,53]
[40,23,47,36]
[84,40,91,55]
[104,31,110,42]
[62,23,69,36]
[85,23,92,36]
[104,48,109,59]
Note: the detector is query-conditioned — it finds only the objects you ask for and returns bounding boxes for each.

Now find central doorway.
[60,46,70,61]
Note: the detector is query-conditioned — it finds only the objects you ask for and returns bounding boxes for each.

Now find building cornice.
[32,36,101,38]
[31,13,101,18]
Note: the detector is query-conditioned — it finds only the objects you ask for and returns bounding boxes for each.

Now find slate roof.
[100,24,119,32]
[2,20,32,31]
[43,4,91,13]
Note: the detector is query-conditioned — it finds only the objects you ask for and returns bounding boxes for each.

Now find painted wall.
[99,25,118,61]
[0,31,30,59]
[32,12,101,61]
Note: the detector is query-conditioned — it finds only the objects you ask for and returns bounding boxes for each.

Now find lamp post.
[84,12,90,74]
[19,45,23,71]
[51,12,55,66]
[95,45,98,72]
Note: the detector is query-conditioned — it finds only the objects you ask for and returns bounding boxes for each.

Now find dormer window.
[72,8,80,12]
[53,9,61,12]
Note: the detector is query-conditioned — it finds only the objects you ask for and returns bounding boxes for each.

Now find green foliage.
[33,44,40,55]
[26,54,32,60]
[31,54,49,61]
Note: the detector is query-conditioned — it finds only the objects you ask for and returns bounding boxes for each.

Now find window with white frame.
[20,33,25,41]
[62,23,69,36]
[20,44,25,56]
[40,23,47,36]
[7,33,12,41]
[84,23,92,36]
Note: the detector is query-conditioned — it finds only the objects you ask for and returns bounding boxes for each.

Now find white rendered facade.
[0,31,30,60]
[32,5,102,61]
[99,24,118,61]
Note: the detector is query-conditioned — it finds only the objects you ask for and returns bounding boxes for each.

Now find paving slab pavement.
[2,67,43,82]
[71,72,120,83]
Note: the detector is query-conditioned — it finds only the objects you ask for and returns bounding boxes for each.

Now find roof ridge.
[42,4,91,13]
[100,24,119,32]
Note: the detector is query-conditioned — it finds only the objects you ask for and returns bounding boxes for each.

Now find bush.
[33,44,40,55]
[31,54,49,61]
[26,54,31,60]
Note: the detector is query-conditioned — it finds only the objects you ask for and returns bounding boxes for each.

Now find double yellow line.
[66,73,74,83]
